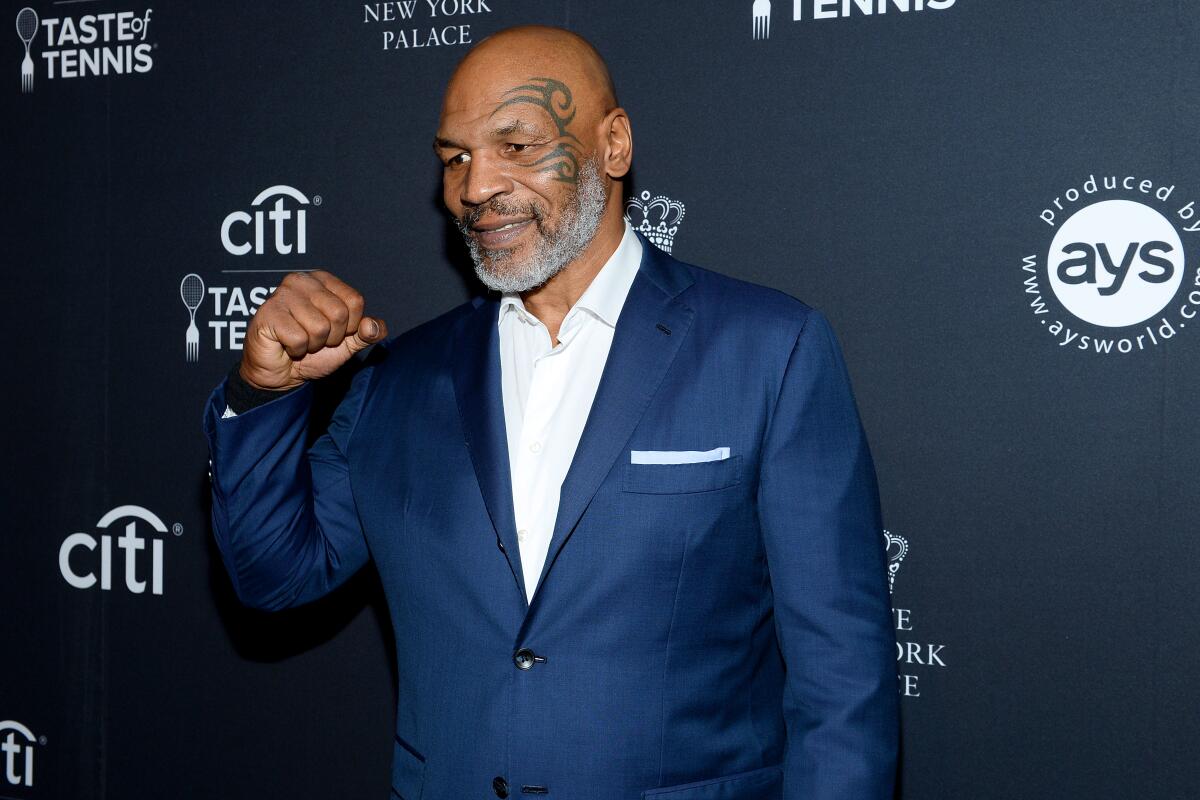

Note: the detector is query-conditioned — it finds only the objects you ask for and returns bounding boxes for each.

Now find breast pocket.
[641,763,782,798]
[621,455,742,494]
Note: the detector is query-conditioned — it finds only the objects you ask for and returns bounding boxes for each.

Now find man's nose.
[460,154,513,207]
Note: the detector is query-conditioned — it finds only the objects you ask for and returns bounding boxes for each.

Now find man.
[205,25,898,800]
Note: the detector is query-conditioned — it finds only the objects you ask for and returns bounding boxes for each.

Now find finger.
[308,289,350,347]
[277,270,323,295]
[307,270,365,333]
[286,299,335,354]
[344,316,388,354]
[269,313,312,360]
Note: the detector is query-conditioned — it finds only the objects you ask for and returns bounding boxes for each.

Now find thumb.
[345,316,388,354]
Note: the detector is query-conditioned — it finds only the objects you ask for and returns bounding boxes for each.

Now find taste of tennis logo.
[752,0,956,40]
[179,185,321,362]
[14,6,155,93]
[1021,173,1200,355]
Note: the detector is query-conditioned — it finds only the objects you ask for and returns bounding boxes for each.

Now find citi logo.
[0,720,42,788]
[221,185,320,256]
[59,505,181,596]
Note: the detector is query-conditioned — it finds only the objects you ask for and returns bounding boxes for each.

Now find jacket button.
[513,648,536,670]
[492,776,509,798]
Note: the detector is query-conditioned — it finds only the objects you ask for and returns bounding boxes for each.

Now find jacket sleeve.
[756,310,899,799]
[202,364,375,611]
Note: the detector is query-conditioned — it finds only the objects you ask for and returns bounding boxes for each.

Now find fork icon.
[180,273,205,363]
[752,0,771,40]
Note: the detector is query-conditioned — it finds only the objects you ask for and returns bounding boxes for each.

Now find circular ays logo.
[1022,173,1200,354]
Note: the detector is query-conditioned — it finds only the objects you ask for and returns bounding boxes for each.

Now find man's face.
[435,75,607,293]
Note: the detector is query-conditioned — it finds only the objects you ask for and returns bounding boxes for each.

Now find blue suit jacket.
[204,235,898,799]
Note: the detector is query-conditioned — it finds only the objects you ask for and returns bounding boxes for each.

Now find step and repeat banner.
[4,1,1199,798]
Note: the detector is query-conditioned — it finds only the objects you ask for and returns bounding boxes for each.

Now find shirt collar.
[499,220,643,329]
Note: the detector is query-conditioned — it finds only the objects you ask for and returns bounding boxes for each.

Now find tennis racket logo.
[16,7,37,94]
[180,273,205,362]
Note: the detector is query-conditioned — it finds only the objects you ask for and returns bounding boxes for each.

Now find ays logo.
[59,505,182,596]
[1022,173,1200,355]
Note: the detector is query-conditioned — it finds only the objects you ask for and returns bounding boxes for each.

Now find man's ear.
[600,108,632,179]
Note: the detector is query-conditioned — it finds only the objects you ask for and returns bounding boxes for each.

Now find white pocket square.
[630,447,730,465]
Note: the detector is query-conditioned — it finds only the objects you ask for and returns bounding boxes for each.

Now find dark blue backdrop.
[4,1,1198,797]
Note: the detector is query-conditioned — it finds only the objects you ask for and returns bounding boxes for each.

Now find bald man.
[205,25,898,800]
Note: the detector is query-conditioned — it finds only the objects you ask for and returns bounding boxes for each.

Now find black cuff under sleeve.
[224,362,302,414]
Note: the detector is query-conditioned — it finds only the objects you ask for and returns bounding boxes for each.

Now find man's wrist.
[224,362,303,414]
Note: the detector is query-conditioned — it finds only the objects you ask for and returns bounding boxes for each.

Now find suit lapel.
[528,239,696,606]
[450,297,527,604]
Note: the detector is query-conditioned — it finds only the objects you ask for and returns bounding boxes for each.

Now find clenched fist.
[239,270,388,391]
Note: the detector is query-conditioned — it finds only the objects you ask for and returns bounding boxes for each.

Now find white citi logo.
[625,190,685,254]
[221,185,317,256]
[751,0,955,39]
[0,720,40,788]
[15,6,154,92]
[59,505,178,596]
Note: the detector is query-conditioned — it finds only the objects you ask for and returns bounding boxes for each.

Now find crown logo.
[625,190,686,253]
[883,530,908,595]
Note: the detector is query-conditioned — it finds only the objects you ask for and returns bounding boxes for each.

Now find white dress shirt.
[500,221,643,602]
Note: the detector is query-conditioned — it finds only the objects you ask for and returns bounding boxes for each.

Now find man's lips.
[471,217,534,246]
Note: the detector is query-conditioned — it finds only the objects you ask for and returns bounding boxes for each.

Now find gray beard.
[463,157,607,294]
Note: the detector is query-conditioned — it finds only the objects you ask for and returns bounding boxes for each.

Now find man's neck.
[520,212,626,344]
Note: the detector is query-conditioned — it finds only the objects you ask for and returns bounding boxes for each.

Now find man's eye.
[445,152,470,167]
[508,143,536,153]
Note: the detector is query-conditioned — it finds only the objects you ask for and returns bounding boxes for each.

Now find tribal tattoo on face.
[492,77,582,184]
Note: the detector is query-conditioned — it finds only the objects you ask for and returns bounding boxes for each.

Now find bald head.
[446,26,617,117]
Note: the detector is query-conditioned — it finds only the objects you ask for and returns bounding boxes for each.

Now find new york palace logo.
[883,529,907,594]
[625,190,685,254]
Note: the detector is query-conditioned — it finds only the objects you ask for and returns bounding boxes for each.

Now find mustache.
[456,197,547,235]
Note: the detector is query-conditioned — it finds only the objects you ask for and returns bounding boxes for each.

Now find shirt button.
[492,776,509,798]
[513,648,536,670]
[529,441,542,454]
